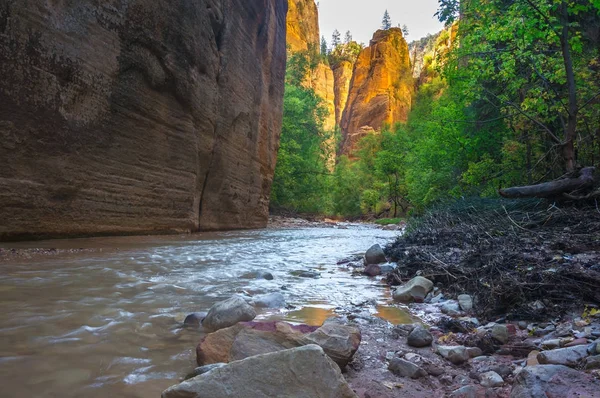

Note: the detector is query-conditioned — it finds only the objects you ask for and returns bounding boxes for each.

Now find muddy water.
[0,226,408,397]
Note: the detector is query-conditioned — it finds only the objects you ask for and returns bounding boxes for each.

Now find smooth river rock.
[388,358,427,379]
[393,276,434,303]
[365,244,387,265]
[164,345,358,398]
[202,296,257,332]
[536,345,589,367]
[407,326,433,348]
[437,345,470,365]
[0,0,286,240]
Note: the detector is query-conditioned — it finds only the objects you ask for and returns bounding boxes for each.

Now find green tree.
[344,30,353,44]
[320,36,328,56]
[331,29,341,48]
[382,10,392,30]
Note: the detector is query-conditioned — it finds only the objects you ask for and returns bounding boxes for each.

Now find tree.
[382,10,392,30]
[438,0,600,177]
[331,29,341,48]
[320,36,328,56]
[401,24,409,37]
[344,30,353,44]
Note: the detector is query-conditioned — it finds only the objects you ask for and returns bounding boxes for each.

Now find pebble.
[388,358,427,379]
[565,338,588,347]
[407,326,433,348]
[458,294,473,311]
[542,339,561,349]
[491,324,509,344]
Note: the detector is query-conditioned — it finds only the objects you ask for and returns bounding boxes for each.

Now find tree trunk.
[499,167,595,198]
[559,1,578,173]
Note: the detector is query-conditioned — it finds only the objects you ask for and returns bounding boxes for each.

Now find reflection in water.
[0,226,399,397]
[375,305,417,325]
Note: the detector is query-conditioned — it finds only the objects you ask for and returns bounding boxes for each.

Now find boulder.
[252,293,286,309]
[363,264,382,277]
[479,371,504,387]
[365,244,387,265]
[407,326,433,348]
[441,301,462,317]
[392,276,434,303]
[437,345,470,365]
[163,345,358,398]
[510,365,600,398]
[388,358,427,379]
[197,321,360,368]
[537,345,589,367]
[184,312,208,328]
[202,296,257,332]
[458,295,473,311]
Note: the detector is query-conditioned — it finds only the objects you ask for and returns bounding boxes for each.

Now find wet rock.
[391,324,416,338]
[537,345,589,367]
[510,364,600,398]
[492,324,509,344]
[441,301,462,317]
[164,345,358,398]
[480,371,504,387]
[202,296,257,332]
[305,321,362,368]
[241,271,274,280]
[437,345,470,365]
[184,312,207,328]
[585,355,600,370]
[458,295,473,311]
[192,363,226,377]
[252,293,286,309]
[365,244,387,265]
[293,270,320,278]
[388,358,427,379]
[197,320,360,368]
[379,263,396,274]
[407,326,433,348]
[392,276,434,303]
[363,264,381,277]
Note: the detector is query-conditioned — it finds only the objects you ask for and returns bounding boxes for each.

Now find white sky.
[316,0,444,45]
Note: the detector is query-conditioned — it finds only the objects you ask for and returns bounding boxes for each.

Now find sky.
[317,0,444,46]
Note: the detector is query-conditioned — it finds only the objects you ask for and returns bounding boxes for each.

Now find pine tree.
[321,36,328,55]
[401,24,409,37]
[344,30,353,44]
[382,10,392,30]
[331,29,341,48]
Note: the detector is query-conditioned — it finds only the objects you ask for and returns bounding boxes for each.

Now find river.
[0,225,406,397]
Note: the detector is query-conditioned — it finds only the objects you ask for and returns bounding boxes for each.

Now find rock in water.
[365,244,387,265]
[388,358,427,379]
[202,296,256,332]
[252,293,286,309]
[364,264,382,277]
[407,326,433,348]
[510,365,600,398]
[0,0,286,240]
[163,345,358,398]
[184,312,208,328]
[393,276,434,303]
[306,321,362,368]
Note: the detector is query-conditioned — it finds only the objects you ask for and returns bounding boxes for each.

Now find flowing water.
[0,225,409,397]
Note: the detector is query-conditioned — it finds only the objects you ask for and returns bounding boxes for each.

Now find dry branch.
[499,167,595,199]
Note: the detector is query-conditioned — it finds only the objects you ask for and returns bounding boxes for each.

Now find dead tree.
[499,167,595,199]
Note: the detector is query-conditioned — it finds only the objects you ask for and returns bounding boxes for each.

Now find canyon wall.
[0,0,287,240]
[332,61,354,127]
[340,28,413,155]
[286,0,319,53]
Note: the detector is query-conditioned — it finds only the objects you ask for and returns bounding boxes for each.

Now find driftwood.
[499,167,595,199]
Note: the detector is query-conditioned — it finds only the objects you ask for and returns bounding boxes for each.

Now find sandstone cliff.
[0,0,287,240]
[340,28,414,155]
[332,61,354,127]
[306,63,336,131]
[286,0,319,53]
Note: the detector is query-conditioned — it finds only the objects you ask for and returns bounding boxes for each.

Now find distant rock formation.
[286,0,320,53]
[340,28,414,155]
[332,61,354,128]
[0,0,287,240]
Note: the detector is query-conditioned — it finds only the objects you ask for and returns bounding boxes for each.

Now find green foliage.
[382,10,392,30]
[374,218,403,225]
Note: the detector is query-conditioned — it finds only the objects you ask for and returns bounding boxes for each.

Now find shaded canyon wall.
[0,0,287,240]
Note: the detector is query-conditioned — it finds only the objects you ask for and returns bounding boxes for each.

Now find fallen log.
[499,167,595,199]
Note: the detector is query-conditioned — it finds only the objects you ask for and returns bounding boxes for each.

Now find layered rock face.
[333,61,354,127]
[286,0,319,53]
[306,63,336,131]
[0,0,287,240]
[340,28,413,155]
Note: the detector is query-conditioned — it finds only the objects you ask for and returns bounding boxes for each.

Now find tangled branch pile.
[385,199,600,321]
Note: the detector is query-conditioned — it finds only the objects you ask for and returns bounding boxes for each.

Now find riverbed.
[0,225,403,397]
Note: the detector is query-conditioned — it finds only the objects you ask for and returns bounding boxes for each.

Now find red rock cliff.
[286,0,319,53]
[332,61,354,127]
[0,0,287,240]
[340,28,414,155]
